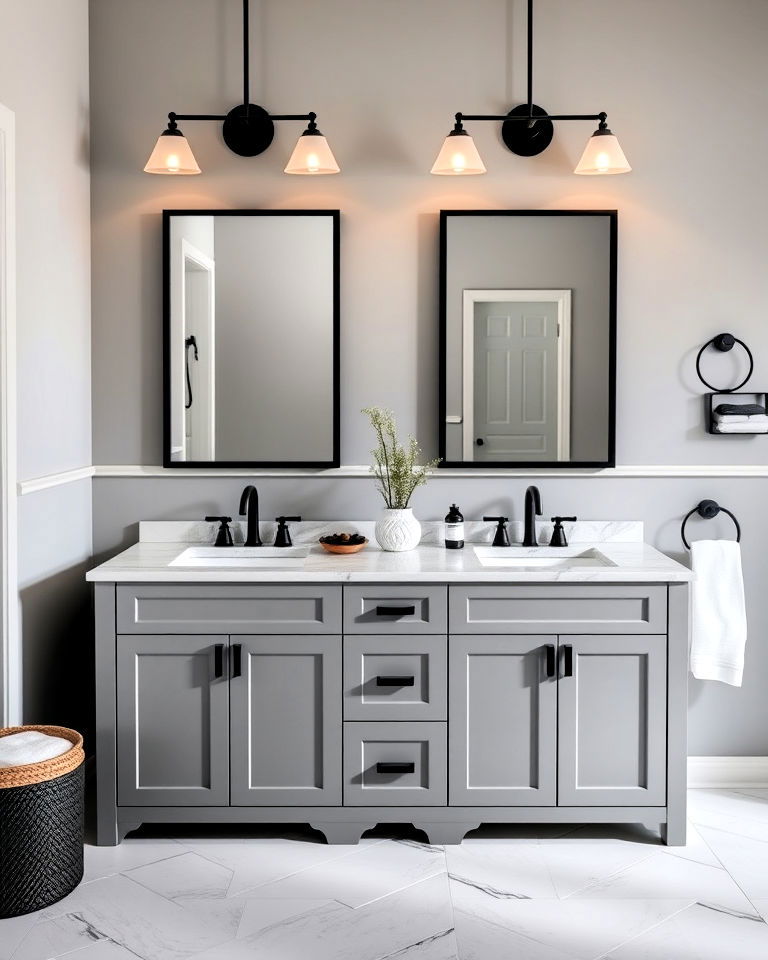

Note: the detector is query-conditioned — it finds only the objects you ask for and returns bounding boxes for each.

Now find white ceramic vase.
[375,508,422,552]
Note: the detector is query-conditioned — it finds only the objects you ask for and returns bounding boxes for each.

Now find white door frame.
[0,103,18,726]
[462,289,571,462]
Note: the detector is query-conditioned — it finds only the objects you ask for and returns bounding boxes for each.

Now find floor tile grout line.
[559,847,663,901]
[694,822,768,920]
[590,900,697,960]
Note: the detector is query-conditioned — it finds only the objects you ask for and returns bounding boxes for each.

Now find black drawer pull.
[544,644,556,679]
[232,643,242,678]
[375,605,416,617]
[562,644,574,678]
[376,675,416,687]
[376,761,415,775]
[213,643,224,679]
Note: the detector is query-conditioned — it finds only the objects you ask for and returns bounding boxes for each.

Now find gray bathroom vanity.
[88,522,692,846]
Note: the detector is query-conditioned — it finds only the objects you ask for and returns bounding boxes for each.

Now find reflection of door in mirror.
[463,291,571,462]
[182,245,216,461]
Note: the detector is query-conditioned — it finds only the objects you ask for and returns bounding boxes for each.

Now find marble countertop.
[86,519,693,583]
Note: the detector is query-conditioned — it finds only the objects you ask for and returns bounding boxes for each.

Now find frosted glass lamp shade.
[144,130,201,175]
[284,131,340,174]
[574,128,631,175]
[431,130,486,175]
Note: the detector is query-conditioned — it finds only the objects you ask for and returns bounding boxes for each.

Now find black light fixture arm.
[455,110,608,125]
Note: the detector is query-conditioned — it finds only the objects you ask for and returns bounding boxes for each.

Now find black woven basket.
[0,729,84,919]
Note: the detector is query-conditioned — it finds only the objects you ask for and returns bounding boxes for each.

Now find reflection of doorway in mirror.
[462,290,571,462]
[181,243,215,461]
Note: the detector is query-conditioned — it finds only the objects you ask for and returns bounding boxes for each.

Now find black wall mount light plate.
[222,103,275,157]
[501,104,554,157]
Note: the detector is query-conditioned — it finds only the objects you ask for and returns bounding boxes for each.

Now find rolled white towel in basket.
[0,730,73,768]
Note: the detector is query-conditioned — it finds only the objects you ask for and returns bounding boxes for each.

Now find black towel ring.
[695,332,754,393]
[681,499,741,550]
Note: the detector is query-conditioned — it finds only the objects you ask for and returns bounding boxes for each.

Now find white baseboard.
[688,756,768,788]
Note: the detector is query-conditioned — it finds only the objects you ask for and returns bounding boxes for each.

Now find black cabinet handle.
[562,644,573,678]
[375,605,416,617]
[213,644,224,679]
[232,643,242,679]
[476,438,484,446]
[375,675,416,687]
[544,644,556,678]
[376,762,415,775]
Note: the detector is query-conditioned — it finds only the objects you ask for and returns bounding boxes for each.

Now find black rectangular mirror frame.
[162,209,341,469]
[438,209,617,470]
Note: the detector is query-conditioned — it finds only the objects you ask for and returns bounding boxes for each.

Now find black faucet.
[239,485,263,547]
[523,485,542,547]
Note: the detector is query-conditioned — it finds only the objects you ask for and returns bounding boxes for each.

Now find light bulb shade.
[284,131,340,174]
[574,128,631,175]
[430,130,486,175]
[144,129,201,175]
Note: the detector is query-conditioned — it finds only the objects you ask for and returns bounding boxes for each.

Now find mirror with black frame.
[439,210,616,468]
[163,210,339,468]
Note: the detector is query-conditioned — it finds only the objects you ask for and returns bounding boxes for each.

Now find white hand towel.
[748,414,768,423]
[690,540,747,686]
[0,730,72,767]
[714,413,749,423]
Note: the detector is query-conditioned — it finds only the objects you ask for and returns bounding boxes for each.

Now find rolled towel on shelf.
[715,422,768,433]
[690,540,747,686]
[0,730,73,768]
[714,413,749,424]
[714,402,766,417]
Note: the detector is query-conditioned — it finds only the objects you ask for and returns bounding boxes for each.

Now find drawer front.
[117,585,342,634]
[343,586,447,634]
[343,635,447,721]
[343,721,447,806]
[450,585,667,634]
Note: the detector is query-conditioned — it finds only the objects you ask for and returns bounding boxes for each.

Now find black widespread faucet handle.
[483,516,511,548]
[205,516,234,547]
[274,516,302,548]
[549,516,577,548]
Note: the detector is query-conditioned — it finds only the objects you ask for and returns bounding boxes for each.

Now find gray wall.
[0,1,93,730]
[88,0,768,756]
[444,214,611,462]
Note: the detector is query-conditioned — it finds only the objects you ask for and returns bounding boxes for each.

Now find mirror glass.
[164,210,339,467]
[440,211,616,468]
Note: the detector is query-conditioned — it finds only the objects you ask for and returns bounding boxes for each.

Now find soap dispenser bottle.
[444,504,465,549]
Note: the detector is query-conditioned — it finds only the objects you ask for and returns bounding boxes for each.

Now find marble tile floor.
[4,790,768,960]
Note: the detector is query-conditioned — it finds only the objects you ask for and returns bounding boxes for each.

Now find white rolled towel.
[0,730,73,767]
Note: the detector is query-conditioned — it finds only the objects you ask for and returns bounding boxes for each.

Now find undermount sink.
[473,546,616,569]
[169,546,310,568]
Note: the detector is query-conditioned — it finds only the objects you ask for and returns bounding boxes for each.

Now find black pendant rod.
[243,0,250,118]
[527,0,533,115]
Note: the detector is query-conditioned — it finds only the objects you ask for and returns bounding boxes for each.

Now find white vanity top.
[86,519,693,583]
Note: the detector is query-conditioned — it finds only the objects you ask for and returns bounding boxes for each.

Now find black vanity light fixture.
[431,0,631,176]
[144,0,339,176]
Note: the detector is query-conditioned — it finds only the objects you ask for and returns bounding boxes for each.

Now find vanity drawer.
[116,585,342,634]
[343,635,447,721]
[449,585,667,635]
[343,721,447,806]
[343,586,447,634]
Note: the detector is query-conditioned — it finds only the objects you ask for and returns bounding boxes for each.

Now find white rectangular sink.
[169,546,310,568]
[473,546,616,569]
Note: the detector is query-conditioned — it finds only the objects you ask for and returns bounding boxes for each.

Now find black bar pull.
[544,644,556,678]
[232,643,242,679]
[375,605,416,617]
[376,675,416,687]
[562,644,573,678]
[213,643,224,679]
[376,761,415,775]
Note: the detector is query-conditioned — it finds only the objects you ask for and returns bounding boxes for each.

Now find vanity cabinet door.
[449,635,557,806]
[230,636,342,806]
[116,635,230,806]
[557,635,667,806]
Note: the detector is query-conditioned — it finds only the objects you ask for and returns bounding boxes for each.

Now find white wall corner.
[688,756,768,789]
